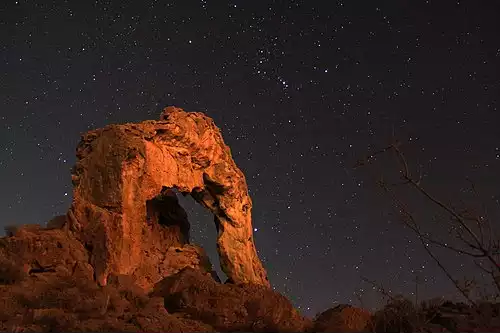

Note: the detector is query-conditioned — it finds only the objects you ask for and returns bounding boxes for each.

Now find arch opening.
[145,186,226,282]
[145,186,190,245]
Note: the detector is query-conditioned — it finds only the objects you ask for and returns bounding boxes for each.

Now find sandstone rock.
[67,106,269,289]
[313,304,372,332]
[130,244,216,289]
[0,256,218,332]
[131,296,216,332]
[0,227,91,282]
[152,267,312,332]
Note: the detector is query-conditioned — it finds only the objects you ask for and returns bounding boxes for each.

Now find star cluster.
[1,0,499,316]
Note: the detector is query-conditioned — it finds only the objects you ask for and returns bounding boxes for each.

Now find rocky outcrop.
[152,267,312,332]
[67,106,269,289]
[0,224,93,283]
[0,228,308,332]
[0,228,216,332]
[2,225,500,333]
[2,228,500,333]
[313,304,372,332]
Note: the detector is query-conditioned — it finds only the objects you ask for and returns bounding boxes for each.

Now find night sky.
[1,0,500,317]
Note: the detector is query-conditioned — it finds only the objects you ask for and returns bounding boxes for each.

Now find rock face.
[0,225,93,284]
[67,106,269,289]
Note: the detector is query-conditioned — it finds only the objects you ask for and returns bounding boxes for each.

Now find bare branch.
[361,276,397,303]
[358,140,500,302]
[378,180,477,305]
[390,144,500,274]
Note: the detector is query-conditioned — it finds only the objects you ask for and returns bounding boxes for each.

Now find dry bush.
[372,296,422,333]
[357,141,500,305]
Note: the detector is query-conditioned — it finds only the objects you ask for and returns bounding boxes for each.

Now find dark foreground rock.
[152,267,312,332]
[313,304,372,332]
[0,226,312,332]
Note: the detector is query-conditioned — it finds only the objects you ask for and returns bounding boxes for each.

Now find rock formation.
[1,105,500,332]
[0,226,310,332]
[67,106,269,289]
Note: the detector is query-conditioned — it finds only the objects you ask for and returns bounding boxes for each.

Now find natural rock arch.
[66,106,269,289]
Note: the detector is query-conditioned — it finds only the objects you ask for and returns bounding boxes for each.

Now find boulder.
[67,106,269,289]
[152,267,312,332]
[313,304,372,332]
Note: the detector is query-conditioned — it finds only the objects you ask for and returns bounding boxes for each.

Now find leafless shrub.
[356,140,500,305]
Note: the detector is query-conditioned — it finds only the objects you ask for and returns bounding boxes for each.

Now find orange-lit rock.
[67,106,269,289]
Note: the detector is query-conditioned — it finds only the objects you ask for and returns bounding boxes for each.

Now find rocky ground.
[1,223,499,332]
[0,223,355,332]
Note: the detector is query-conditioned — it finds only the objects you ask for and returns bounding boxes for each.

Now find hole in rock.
[145,187,227,281]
